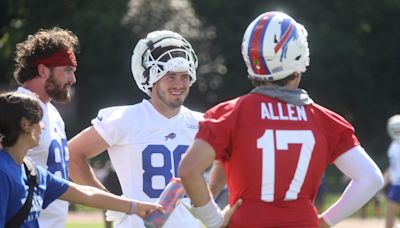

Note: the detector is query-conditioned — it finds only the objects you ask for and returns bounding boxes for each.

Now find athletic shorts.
[387,184,400,203]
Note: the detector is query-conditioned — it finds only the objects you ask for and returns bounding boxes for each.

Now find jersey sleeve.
[313,104,360,163]
[0,171,10,227]
[196,99,238,161]
[41,167,70,209]
[329,129,359,163]
[91,106,127,146]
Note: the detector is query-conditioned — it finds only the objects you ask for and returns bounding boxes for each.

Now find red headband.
[30,48,77,67]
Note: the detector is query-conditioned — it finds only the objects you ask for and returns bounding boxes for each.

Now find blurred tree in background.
[1,0,400,189]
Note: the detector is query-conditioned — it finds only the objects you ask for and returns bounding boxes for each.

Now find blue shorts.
[387,184,400,203]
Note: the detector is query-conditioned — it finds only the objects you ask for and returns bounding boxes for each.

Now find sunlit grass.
[67,204,105,228]
[66,222,104,228]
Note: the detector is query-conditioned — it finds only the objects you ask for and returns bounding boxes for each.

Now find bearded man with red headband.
[13,27,79,228]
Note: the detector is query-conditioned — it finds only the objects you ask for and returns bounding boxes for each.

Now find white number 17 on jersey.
[257,129,315,202]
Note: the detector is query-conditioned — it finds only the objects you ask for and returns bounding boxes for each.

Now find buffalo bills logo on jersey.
[164,133,176,141]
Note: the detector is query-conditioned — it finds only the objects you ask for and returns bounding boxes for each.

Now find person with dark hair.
[13,27,79,228]
[0,92,162,228]
[179,11,383,228]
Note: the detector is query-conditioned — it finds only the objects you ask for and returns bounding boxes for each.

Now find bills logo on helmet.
[275,17,299,62]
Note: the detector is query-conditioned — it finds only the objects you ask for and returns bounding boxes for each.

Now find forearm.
[181,172,225,228]
[181,171,212,207]
[321,146,384,225]
[60,182,130,213]
[68,127,110,191]
[69,154,108,191]
[322,176,381,225]
[209,161,226,199]
[179,139,225,227]
[179,139,217,206]
[383,168,390,187]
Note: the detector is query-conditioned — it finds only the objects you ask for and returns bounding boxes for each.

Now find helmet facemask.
[144,46,197,85]
[132,31,198,96]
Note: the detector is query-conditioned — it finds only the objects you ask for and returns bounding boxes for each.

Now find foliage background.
[1,0,400,191]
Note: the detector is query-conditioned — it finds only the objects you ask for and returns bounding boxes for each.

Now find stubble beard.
[156,89,187,109]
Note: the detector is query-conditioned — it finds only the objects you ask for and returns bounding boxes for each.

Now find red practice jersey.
[196,93,360,228]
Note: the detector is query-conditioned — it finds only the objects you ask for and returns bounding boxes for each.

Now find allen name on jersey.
[261,102,307,121]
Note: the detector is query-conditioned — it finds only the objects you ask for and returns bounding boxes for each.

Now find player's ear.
[37,64,50,79]
[20,117,33,133]
[291,71,301,79]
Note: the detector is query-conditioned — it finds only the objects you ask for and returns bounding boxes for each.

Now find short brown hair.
[13,27,79,84]
[250,73,297,87]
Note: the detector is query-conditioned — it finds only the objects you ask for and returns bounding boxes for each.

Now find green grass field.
[67,205,104,228]
[66,222,103,228]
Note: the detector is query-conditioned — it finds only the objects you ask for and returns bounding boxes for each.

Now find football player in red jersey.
[179,11,384,228]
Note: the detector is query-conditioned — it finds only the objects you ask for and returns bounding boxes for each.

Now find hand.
[135,201,163,218]
[220,198,242,227]
[105,210,127,225]
[318,215,330,228]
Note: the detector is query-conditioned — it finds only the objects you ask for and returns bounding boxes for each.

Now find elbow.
[68,160,79,182]
[178,159,202,185]
[68,145,86,181]
[372,170,384,192]
[360,169,384,194]
[178,161,192,182]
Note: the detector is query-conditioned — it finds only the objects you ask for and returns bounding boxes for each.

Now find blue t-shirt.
[0,149,69,227]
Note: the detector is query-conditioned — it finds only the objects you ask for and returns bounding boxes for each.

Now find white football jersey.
[17,87,69,228]
[388,140,400,185]
[92,99,203,228]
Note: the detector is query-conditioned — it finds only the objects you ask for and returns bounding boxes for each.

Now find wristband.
[127,200,137,215]
[191,200,224,228]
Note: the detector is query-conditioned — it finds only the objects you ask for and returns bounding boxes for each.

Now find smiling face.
[151,71,191,112]
[45,66,76,103]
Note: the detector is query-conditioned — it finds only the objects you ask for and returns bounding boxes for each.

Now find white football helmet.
[131,30,198,96]
[388,114,400,141]
[241,11,310,81]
